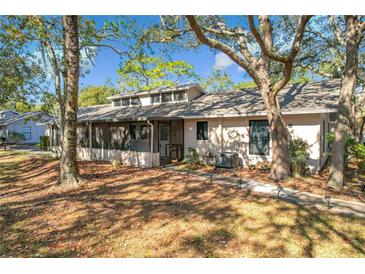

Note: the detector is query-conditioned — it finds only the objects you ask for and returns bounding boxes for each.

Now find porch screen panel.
[110,122,129,150]
[92,123,110,149]
[77,124,89,148]
[249,120,270,155]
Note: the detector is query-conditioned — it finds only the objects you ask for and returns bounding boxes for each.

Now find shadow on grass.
[0,150,365,258]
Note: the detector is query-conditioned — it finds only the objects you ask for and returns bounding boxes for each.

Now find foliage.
[200,70,234,93]
[183,147,201,165]
[39,135,49,150]
[111,159,122,169]
[254,161,271,172]
[79,85,119,107]
[117,53,198,92]
[327,133,365,166]
[233,81,257,90]
[289,138,310,176]
[8,131,25,144]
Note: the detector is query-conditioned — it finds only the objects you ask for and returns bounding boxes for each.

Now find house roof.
[77,79,340,123]
[0,111,53,126]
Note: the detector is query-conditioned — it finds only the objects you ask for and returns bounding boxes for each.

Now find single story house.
[48,80,339,171]
[0,110,53,144]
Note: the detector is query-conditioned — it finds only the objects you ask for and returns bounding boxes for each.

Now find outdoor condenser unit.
[215,152,239,169]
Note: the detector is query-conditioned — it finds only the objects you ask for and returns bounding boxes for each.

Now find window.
[113,100,121,107]
[249,120,270,155]
[92,123,110,149]
[22,126,31,141]
[140,125,149,140]
[174,91,185,101]
[130,97,141,106]
[130,125,137,140]
[151,94,160,105]
[122,98,130,107]
[161,92,172,103]
[197,121,208,140]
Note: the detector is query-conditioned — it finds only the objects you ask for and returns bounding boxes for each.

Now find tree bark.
[59,15,80,186]
[327,16,363,190]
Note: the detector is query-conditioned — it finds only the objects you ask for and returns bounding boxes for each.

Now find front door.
[159,123,170,158]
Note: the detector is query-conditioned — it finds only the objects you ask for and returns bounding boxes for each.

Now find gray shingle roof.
[77,79,340,123]
[0,111,53,125]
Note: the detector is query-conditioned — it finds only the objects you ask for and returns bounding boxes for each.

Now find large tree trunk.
[264,91,291,180]
[327,16,362,190]
[59,15,80,186]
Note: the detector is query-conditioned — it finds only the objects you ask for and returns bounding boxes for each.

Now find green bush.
[8,131,25,144]
[39,135,50,150]
[182,147,201,165]
[327,133,365,165]
[289,138,309,177]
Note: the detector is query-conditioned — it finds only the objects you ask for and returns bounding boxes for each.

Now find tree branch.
[185,15,259,84]
[329,15,346,46]
[248,15,312,63]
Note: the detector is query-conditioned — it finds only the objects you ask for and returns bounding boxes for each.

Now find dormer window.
[162,92,172,103]
[113,100,121,107]
[130,97,141,106]
[174,91,185,101]
[122,98,130,107]
[151,94,160,105]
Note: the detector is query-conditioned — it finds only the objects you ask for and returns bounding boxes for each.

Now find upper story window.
[161,92,172,103]
[113,100,121,107]
[174,91,185,102]
[122,98,130,107]
[249,120,270,156]
[130,97,141,106]
[197,121,208,140]
[151,94,160,105]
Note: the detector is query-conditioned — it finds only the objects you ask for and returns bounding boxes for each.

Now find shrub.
[111,159,122,169]
[39,136,50,150]
[8,131,25,144]
[182,147,201,165]
[327,133,365,165]
[289,138,309,177]
[254,161,271,172]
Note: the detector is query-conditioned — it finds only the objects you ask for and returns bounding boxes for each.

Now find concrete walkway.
[166,165,365,219]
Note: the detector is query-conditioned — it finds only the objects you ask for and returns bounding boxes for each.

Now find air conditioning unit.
[215,152,239,169]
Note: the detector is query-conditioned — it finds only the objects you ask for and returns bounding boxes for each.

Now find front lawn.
[0,150,365,257]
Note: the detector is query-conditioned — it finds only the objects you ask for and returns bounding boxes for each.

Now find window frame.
[161,92,172,103]
[130,97,141,106]
[121,98,130,107]
[113,99,121,107]
[174,91,185,102]
[150,94,161,105]
[197,121,208,141]
[22,126,31,141]
[249,120,270,156]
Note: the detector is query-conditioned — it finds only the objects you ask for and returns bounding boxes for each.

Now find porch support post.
[50,125,53,148]
[147,120,154,167]
[219,117,223,152]
[89,122,92,160]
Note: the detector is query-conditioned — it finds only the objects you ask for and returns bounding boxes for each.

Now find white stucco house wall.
[0,110,53,144]
[48,80,339,171]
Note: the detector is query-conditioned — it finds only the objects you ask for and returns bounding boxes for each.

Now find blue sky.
[80,16,251,89]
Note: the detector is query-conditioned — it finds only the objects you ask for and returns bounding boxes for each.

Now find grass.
[0,149,365,257]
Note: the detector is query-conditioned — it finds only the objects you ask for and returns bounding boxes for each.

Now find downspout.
[147,120,154,167]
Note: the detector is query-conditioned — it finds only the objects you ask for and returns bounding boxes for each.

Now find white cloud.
[213,52,234,70]
[237,66,244,72]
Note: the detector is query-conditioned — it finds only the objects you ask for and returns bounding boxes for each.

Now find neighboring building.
[0,110,53,144]
[48,80,339,171]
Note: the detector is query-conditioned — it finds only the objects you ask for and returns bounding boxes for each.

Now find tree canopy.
[79,85,119,107]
